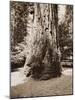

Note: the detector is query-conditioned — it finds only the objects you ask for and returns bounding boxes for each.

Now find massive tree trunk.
[24,3,62,80]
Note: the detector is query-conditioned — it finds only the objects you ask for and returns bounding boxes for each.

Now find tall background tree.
[58,5,73,63]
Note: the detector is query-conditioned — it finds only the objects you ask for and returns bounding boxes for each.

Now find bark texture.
[24,3,62,80]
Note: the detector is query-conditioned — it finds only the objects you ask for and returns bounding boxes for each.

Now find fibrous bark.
[24,3,62,80]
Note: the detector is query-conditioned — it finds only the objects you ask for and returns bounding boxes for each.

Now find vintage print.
[10,1,73,98]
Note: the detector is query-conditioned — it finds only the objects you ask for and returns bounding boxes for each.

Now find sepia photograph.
[10,1,73,99]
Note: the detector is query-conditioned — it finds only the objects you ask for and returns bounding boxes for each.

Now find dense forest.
[10,1,73,80]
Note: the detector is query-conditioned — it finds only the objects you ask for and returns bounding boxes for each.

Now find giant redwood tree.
[24,3,62,80]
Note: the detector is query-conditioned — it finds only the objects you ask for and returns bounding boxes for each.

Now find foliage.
[10,1,34,47]
[58,5,73,61]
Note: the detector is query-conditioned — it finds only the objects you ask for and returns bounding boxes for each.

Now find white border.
[0,0,75,100]
[11,0,75,5]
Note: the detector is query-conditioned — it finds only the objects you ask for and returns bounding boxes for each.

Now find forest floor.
[10,67,73,98]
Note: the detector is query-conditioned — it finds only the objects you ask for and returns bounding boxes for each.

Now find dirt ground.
[10,67,73,98]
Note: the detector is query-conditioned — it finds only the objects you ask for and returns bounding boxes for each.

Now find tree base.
[25,62,62,80]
